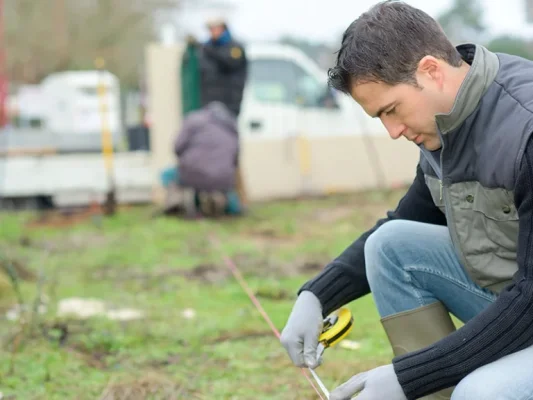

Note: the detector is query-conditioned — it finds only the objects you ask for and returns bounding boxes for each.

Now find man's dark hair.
[328,0,463,94]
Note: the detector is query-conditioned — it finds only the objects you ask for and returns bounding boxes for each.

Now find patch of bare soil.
[182,255,325,284]
[148,353,182,368]
[67,346,109,370]
[99,373,185,400]
[92,256,326,285]
[0,258,36,282]
[91,264,226,284]
[184,263,227,283]
[25,209,99,229]
[38,320,119,370]
[254,286,292,301]
[245,228,305,249]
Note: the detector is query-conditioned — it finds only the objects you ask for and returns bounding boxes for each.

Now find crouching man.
[280,1,533,399]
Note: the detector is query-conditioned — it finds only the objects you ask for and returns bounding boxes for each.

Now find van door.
[253,56,391,195]
[238,58,303,200]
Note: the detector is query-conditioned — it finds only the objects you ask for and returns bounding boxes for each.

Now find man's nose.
[382,120,406,140]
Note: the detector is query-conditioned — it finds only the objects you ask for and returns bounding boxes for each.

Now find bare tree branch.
[4,0,193,86]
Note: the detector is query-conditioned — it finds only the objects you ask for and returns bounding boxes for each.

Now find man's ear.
[417,56,444,89]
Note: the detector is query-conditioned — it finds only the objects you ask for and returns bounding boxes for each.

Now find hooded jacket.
[175,102,239,192]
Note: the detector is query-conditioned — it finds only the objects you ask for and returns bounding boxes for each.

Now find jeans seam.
[404,265,497,303]
[374,245,428,310]
[402,268,426,308]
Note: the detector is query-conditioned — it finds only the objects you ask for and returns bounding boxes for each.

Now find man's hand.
[330,364,407,400]
[280,291,323,369]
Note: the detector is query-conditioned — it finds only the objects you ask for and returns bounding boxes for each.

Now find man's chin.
[424,143,442,151]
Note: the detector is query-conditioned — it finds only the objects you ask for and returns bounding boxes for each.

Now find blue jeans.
[365,220,533,400]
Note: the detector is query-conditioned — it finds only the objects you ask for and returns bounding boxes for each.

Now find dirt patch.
[245,229,305,249]
[148,353,182,368]
[99,373,185,400]
[67,346,109,369]
[231,254,326,278]
[254,287,292,301]
[25,207,103,229]
[0,258,36,282]
[183,263,228,283]
[39,320,118,370]
[251,227,278,238]
[91,256,327,285]
[298,261,324,273]
[92,264,226,284]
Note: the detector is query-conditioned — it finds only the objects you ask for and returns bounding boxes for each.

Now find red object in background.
[0,0,6,129]
[0,75,7,128]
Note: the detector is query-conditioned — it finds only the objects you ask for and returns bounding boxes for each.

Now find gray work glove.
[280,290,323,369]
[330,364,407,400]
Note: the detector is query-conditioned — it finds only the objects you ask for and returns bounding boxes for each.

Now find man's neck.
[444,61,471,114]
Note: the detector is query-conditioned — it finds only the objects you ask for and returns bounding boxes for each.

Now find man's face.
[208,25,225,41]
[350,61,451,151]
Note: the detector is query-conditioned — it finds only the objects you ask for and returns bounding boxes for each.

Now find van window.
[249,59,338,109]
[292,64,338,109]
[248,59,295,104]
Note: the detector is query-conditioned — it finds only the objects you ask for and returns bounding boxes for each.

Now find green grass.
[0,189,406,399]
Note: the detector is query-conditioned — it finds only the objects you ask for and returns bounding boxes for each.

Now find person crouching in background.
[174,101,241,218]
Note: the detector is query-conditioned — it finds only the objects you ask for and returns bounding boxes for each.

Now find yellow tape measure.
[318,308,354,349]
[309,308,354,398]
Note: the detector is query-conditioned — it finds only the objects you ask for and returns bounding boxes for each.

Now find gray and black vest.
[420,44,533,294]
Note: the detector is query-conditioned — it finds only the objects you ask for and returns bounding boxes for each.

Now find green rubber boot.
[381,302,456,400]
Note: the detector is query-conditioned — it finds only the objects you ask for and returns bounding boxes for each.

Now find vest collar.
[435,44,499,134]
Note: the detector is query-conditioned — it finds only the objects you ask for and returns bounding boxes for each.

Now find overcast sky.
[174,0,533,44]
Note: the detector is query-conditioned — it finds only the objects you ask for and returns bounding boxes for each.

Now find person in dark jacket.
[174,101,240,217]
[199,18,247,118]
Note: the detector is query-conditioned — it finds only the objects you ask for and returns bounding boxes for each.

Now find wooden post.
[95,57,116,215]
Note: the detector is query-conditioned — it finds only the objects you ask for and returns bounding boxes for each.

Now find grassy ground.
[0,188,407,400]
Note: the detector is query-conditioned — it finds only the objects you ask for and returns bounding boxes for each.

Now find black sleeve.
[203,43,246,73]
[392,136,533,399]
[298,163,447,317]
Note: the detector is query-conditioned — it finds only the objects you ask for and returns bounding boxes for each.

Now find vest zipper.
[437,131,470,271]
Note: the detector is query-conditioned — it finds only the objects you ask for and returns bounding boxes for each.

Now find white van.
[40,70,122,141]
[0,42,418,208]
